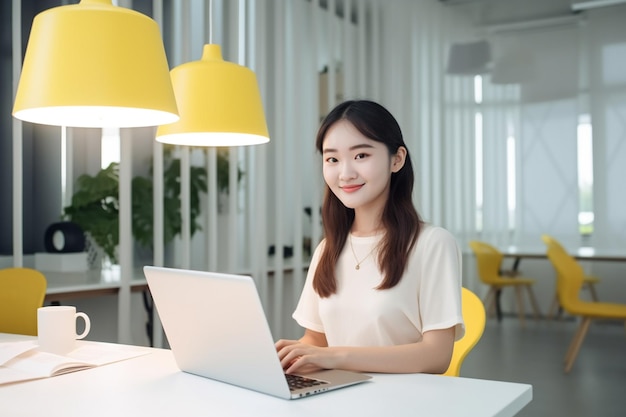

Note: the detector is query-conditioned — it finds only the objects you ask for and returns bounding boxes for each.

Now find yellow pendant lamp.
[155,44,270,147]
[12,0,178,128]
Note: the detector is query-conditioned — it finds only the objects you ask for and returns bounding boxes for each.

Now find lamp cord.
[208,0,213,44]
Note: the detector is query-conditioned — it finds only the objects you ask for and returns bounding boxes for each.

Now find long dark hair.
[313,100,422,297]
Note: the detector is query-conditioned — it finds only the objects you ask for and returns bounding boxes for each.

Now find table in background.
[0,335,532,417]
[43,267,147,302]
[501,246,626,271]
[471,246,626,320]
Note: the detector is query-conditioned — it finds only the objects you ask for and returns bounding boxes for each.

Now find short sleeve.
[415,227,465,340]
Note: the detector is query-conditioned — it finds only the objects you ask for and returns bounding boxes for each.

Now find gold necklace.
[349,234,378,270]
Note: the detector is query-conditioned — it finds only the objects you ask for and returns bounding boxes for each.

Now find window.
[506,133,516,231]
[577,114,594,236]
[474,76,483,232]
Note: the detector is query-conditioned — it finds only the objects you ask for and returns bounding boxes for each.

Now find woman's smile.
[341,184,364,193]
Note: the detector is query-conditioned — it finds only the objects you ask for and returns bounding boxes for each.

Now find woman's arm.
[299,328,328,346]
[276,327,455,374]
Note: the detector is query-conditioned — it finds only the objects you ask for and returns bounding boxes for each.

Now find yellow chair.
[0,268,47,336]
[443,287,486,376]
[541,235,600,319]
[542,235,626,373]
[469,240,541,327]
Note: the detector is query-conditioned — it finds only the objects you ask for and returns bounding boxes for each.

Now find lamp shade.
[446,40,492,76]
[12,0,179,128]
[156,44,270,147]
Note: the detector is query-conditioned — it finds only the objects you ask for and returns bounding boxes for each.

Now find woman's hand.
[275,338,337,374]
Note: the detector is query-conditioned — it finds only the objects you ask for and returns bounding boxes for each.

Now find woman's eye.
[326,157,338,163]
[355,153,367,160]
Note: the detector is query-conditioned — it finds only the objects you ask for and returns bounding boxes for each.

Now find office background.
[1,0,626,344]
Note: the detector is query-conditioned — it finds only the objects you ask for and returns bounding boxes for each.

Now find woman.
[276,100,463,374]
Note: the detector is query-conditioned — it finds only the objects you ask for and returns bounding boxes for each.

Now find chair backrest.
[443,287,486,377]
[541,235,584,311]
[468,240,504,284]
[541,234,568,254]
[0,268,47,336]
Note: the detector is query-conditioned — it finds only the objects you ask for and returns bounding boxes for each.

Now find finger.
[276,341,299,360]
[277,343,298,362]
[280,348,301,369]
[280,345,309,369]
[284,356,303,372]
[285,356,306,374]
[286,355,322,375]
[274,339,295,350]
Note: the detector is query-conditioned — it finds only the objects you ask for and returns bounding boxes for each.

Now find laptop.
[143,266,372,399]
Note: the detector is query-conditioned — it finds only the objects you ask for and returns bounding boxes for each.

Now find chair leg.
[483,287,497,318]
[547,293,559,320]
[525,286,542,320]
[495,288,503,322]
[564,317,591,373]
[514,286,526,328]
[587,283,599,302]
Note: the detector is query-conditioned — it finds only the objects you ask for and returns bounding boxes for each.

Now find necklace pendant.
[355,264,360,270]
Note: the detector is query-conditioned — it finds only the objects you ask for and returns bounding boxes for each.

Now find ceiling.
[439,0,625,27]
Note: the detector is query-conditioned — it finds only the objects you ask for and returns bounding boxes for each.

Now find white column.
[12,0,23,267]
[117,129,133,344]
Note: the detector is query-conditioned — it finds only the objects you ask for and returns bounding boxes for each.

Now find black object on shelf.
[44,221,86,253]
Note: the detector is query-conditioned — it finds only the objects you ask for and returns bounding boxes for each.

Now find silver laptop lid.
[144,266,292,399]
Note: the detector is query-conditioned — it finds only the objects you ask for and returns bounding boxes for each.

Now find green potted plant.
[63,147,241,264]
[63,163,120,263]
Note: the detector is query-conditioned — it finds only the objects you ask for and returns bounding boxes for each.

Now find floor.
[460,315,626,417]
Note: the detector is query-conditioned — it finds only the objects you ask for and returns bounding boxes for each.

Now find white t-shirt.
[293,225,464,346]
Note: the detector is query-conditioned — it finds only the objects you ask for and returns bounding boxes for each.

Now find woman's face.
[321,120,405,213]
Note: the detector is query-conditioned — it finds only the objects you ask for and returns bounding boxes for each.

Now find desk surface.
[0,335,532,417]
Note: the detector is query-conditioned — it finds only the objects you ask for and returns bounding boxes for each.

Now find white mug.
[37,306,91,355]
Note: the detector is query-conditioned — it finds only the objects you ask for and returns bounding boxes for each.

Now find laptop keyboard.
[285,374,329,391]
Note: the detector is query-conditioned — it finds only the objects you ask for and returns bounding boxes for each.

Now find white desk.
[0,335,532,417]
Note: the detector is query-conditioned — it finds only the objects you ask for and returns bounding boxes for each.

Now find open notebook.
[143,266,371,399]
